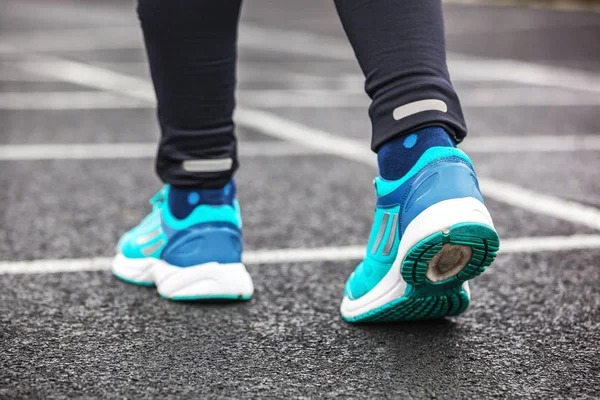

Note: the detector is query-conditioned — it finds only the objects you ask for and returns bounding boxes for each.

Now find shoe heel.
[155,261,254,301]
[161,222,243,267]
[401,222,500,286]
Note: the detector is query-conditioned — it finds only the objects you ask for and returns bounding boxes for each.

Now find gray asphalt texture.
[1,0,600,398]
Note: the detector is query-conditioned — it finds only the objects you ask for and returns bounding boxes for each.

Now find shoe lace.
[149,186,167,211]
[137,186,168,226]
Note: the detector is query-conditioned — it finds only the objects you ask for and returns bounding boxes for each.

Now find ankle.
[168,180,236,219]
[377,127,455,180]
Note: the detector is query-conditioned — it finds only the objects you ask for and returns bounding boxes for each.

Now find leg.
[111,0,253,301]
[336,0,499,322]
[140,0,242,189]
[335,0,466,151]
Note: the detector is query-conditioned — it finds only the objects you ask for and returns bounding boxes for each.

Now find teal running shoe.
[112,181,253,300]
[340,147,499,322]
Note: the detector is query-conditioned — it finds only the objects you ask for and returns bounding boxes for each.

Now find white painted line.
[239,25,600,94]
[6,23,600,94]
[2,1,132,28]
[239,89,366,108]
[0,142,318,161]
[444,0,600,13]
[0,91,149,110]
[0,68,58,82]
[235,108,600,232]
[237,88,600,108]
[236,108,376,164]
[16,57,600,231]
[447,57,600,94]
[87,62,329,84]
[0,89,363,111]
[478,178,600,231]
[239,25,353,60]
[459,87,600,107]
[500,234,600,253]
[0,26,142,53]
[461,135,600,153]
[1,234,599,276]
[15,59,156,101]
[2,135,598,161]
[4,87,600,111]
[0,143,157,160]
[0,24,343,56]
[0,257,112,275]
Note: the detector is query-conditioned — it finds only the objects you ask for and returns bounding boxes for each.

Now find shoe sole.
[344,222,499,323]
[112,255,254,301]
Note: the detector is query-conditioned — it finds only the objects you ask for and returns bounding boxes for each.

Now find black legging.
[138,0,466,188]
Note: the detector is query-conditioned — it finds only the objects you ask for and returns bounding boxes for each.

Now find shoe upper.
[117,184,243,267]
[345,146,483,300]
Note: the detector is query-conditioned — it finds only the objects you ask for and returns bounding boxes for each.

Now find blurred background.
[1,0,599,398]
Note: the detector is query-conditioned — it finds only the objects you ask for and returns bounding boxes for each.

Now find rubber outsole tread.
[344,289,470,323]
[344,222,498,323]
[401,222,499,285]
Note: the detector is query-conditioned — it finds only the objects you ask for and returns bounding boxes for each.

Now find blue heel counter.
[399,159,484,234]
[161,222,242,267]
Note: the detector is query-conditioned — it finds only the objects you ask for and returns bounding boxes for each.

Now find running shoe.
[340,147,499,322]
[112,182,254,300]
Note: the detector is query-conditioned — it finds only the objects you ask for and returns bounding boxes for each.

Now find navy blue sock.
[377,127,456,180]
[168,179,236,220]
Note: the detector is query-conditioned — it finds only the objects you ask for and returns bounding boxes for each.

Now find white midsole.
[154,261,254,298]
[112,254,254,298]
[112,253,157,284]
[339,197,494,319]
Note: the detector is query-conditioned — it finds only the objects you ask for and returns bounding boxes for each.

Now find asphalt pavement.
[1,0,599,398]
